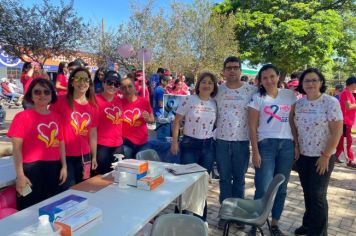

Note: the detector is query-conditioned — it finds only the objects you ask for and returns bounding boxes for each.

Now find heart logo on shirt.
[70,112,91,135]
[104,106,122,124]
[123,108,141,126]
[37,122,59,147]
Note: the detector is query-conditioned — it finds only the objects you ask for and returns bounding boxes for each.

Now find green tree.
[215,0,355,79]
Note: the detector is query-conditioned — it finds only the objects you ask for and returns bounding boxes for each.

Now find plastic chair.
[136,149,161,162]
[151,213,208,236]
[219,174,285,236]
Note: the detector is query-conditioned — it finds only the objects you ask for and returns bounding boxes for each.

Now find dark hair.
[24,78,57,104]
[335,84,344,91]
[157,68,165,74]
[159,74,168,84]
[67,67,97,108]
[241,75,249,82]
[290,71,301,80]
[256,64,280,96]
[296,68,327,94]
[93,67,107,84]
[346,76,356,86]
[195,71,218,97]
[22,62,32,72]
[57,62,67,75]
[223,56,241,70]
[68,60,82,69]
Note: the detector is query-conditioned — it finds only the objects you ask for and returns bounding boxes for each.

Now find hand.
[252,152,261,168]
[59,166,67,185]
[91,159,98,170]
[294,145,300,160]
[316,155,329,175]
[170,142,179,155]
[16,175,32,196]
[143,111,150,123]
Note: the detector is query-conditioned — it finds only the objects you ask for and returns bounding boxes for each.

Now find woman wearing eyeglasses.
[95,72,124,174]
[121,77,154,158]
[290,68,343,236]
[8,79,67,210]
[50,67,98,189]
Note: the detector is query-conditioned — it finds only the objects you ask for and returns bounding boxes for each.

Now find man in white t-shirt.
[215,56,257,228]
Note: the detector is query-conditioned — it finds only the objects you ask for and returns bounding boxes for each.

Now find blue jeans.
[147,139,180,164]
[216,139,250,203]
[180,135,215,221]
[254,138,294,220]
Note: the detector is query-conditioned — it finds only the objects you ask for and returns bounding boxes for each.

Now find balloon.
[117,44,135,58]
[138,48,152,63]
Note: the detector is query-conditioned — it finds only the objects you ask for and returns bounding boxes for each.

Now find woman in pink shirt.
[169,79,190,95]
[55,62,69,96]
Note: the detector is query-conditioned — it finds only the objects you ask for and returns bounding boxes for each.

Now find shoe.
[248,226,257,236]
[235,222,245,229]
[217,219,226,229]
[347,161,356,168]
[271,225,286,236]
[335,158,343,164]
[294,225,308,235]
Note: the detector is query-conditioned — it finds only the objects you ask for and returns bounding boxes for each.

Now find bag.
[82,155,91,180]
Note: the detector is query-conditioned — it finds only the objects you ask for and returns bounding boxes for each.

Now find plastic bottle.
[36,215,54,235]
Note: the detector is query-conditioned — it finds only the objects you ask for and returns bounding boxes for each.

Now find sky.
[23,0,199,30]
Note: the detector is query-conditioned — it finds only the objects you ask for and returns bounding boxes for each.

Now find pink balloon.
[117,44,135,58]
[138,48,152,63]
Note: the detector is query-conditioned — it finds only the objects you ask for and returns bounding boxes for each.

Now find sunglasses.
[73,76,91,83]
[105,81,120,88]
[33,89,51,96]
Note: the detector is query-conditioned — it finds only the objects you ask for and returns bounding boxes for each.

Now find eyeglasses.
[224,66,240,72]
[303,79,321,84]
[105,81,120,88]
[33,89,51,96]
[73,76,91,83]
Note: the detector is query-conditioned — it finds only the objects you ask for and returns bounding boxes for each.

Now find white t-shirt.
[248,89,296,141]
[176,95,217,139]
[294,94,342,157]
[215,83,257,141]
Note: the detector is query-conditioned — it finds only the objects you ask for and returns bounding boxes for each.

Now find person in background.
[154,74,171,141]
[287,72,303,100]
[248,64,297,236]
[50,67,98,189]
[334,84,344,100]
[215,56,258,229]
[93,67,107,94]
[1,78,22,105]
[67,60,82,75]
[20,62,34,95]
[55,62,69,96]
[169,79,190,95]
[291,68,343,236]
[121,77,154,158]
[335,76,356,168]
[240,75,249,82]
[171,71,218,223]
[8,78,67,210]
[136,75,150,102]
[95,73,124,174]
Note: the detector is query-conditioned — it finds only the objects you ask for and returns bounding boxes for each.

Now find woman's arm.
[316,120,343,175]
[289,105,300,160]
[89,127,98,170]
[143,111,155,124]
[248,107,261,168]
[56,80,67,91]
[170,114,184,155]
[59,141,67,185]
[12,138,32,195]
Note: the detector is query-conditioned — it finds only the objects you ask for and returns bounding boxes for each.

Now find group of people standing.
[7,55,347,236]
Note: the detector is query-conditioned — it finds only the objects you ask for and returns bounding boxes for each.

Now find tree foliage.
[214,0,356,79]
[0,0,87,63]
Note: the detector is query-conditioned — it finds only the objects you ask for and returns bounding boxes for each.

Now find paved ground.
[1,107,356,235]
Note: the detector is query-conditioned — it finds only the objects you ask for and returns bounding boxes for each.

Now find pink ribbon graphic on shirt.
[263,105,281,123]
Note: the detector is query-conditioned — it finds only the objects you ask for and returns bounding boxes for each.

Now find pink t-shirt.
[20,74,33,94]
[7,109,63,163]
[56,73,68,96]
[50,96,98,156]
[122,97,152,145]
[339,89,356,125]
[96,94,123,147]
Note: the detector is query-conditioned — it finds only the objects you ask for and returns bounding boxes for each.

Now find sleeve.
[90,105,99,128]
[176,96,190,116]
[157,88,164,103]
[327,97,343,121]
[247,93,262,111]
[7,112,26,139]
[55,115,64,141]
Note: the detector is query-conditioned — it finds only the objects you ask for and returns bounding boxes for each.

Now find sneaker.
[347,161,356,168]
[217,219,226,229]
[294,225,308,235]
[335,158,343,164]
[271,225,286,236]
[248,226,257,236]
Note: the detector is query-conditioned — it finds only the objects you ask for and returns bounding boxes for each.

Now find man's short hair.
[157,68,165,74]
[346,76,356,86]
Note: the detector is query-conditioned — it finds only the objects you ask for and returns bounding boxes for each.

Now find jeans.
[147,139,180,164]
[335,124,354,162]
[254,138,294,220]
[155,122,172,141]
[216,139,250,203]
[180,135,215,221]
[96,144,124,175]
[62,154,91,190]
[296,154,336,236]
[123,139,149,159]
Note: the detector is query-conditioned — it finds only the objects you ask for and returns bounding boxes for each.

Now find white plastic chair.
[136,149,161,162]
